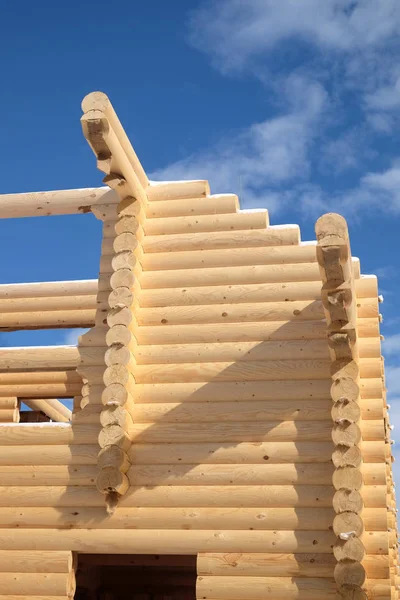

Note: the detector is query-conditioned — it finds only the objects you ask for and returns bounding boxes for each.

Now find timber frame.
[0,91,397,599]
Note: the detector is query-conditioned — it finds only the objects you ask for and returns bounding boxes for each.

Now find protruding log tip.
[81,91,111,114]
[315,212,349,245]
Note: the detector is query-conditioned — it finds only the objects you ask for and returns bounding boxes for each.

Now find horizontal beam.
[0,346,79,370]
[0,187,118,219]
[0,279,97,299]
[23,399,71,422]
[0,528,387,554]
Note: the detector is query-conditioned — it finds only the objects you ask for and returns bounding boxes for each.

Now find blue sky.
[1,1,400,472]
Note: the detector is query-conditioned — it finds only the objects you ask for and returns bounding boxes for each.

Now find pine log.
[131,399,381,423]
[140,263,320,289]
[146,180,210,201]
[0,309,95,329]
[0,397,17,409]
[138,277,377,308]
[0,484,385,508]
[0,408,19,422]
[129,441,384,465]
[0,572,75,596]
[0,549,73,572]
[82,92,148,189]
[0,294,97,313]
[0,444,98,465]
[0,187,116,218]
[135,318,378,345]
[146,194,238,218]
[141,244,317,271]
[134,338,380,364]
[196,552,389,579]
[142,227,300,253]
[143,212,268,236]
[134,379,382,403]
[0,528,387,554]
[0,423,99,445]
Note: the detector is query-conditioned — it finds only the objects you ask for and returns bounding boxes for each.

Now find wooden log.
[141,244,317,271]
[0,309,95,330]
[129,441,384,465]
[123,463,384,487]
[0,444,98,465]
[134,379,381,403]
[0,549,73,572]
[0,423,99,445]
[82,92,148,189]
[139,277,377,308]
[81,110,147,207]
[0,572,75,595]
[135,318,378,346]
[132,399,382,423]
[133,358,332,383]
[133,358,380,384]
[135,338,379,364]
[0,408,19,422]
[137,300,327,325]
[0,528,387,554]
[96,467,129,495]
[0,397,17,409]
[0,465,97,485]
[0,294,97,313]
[0,187,117,218]
[132,399,332,422]
[196,575,338,599]
[0,371,81,385]
[196,552,389,579]
[142,227,300,253]
[0,484,385,509]
[127,420,382,443]
[0,382,81,398]
[136,321,327,345]
[146,180,210,201]
[146,194,238,218]
[195,576,389,599]
[140,263,320,289]
[143,211,268,236]
[0,506,337,531]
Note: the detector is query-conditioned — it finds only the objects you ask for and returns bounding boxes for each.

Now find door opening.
[75,554,197,600]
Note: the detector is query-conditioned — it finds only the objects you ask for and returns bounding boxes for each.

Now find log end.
[81,91,111,114]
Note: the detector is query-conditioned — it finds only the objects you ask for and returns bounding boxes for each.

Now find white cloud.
[151,75,327,209]
[386,366,400,397]
[365,74,400,111]
[383,334,400,357]
[63,329,89,346]
[188,0,400,74]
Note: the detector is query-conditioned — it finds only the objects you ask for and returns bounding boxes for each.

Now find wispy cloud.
[151,74,328,210]
[383,334,400,357]
[188,0,400,74]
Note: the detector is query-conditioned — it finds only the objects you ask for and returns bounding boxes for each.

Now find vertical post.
[315,213,366,598]
[81,92,148,512]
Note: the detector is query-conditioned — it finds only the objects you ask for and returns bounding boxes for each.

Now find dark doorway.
[75,554,197,600]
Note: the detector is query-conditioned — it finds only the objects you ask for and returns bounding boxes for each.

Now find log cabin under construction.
[0,92,397,599]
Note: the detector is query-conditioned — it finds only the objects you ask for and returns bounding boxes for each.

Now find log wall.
[0,91,396,599]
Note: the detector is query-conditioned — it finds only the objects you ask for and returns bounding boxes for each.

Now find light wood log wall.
[0,92,397,599]
[0,184,395,599]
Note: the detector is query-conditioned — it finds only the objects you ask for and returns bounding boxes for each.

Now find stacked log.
[0,549,76,598]
[0,280,97,331]
[0,397,19,422]
[315,213,366,598]
[80,91,149,509]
